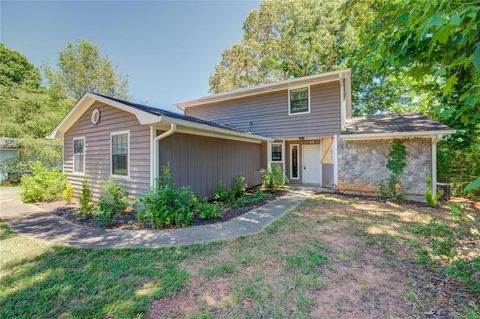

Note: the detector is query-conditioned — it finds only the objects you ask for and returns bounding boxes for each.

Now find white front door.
[302,144,321,184]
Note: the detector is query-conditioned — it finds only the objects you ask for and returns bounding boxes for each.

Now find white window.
[73,137,85,173]
[271,143,283,162]
[289,87,310,115]
[111,131,129,177]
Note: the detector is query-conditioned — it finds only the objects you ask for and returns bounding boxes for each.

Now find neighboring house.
[0,137,20,182]
[49,69,454,201]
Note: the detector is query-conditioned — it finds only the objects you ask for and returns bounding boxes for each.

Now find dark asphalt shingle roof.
[342,113,453,135]
[91,92,249,134]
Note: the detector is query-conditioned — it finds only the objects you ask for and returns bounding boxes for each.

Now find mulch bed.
[49,189,288,231]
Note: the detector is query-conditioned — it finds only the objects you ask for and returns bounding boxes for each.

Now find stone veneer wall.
[337,138,432,197]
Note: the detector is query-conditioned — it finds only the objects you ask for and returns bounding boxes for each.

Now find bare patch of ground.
[147,193,478,318]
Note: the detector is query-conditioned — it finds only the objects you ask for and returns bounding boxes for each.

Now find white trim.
[150,126,156,188]
[282,139,286,175]
[289,144,300,180]
[174,127,263,144]
[72,136,85,176]
[333,135,338,189]
[153,123,177,184]
[161,115,271,142]
[110,130,130,179]
[267,141,272,169]
[288,86,311,116]
[340,130,456,140]
[176,69,351,109]
[270,142,283,163]
[432,137,437,197]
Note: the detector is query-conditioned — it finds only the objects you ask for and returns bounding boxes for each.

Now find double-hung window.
[271,143,283,162]
[111,131,129,177]
[289,87,310,115]
[73,137,85,173]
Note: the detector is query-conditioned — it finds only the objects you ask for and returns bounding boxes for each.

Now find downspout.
[153,123,177,184]
[431,134,442,198]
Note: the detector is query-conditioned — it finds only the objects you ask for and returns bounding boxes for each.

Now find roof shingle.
[342,113,453,135]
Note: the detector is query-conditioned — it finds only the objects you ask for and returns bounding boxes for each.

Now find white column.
[149,126,156,188]
[267,141,272,169]
[333,135,338,189]
[432,136,437,197]
[282,139,286,175]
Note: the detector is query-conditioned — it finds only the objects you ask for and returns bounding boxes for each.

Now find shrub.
[194,198,222,220]
[78,178,94,217]
[425,177,443,208]
[19,162,67,202]
[63,182,74,204]
[260,165,288,190]
[94,179,130,227]
[232,176,247,197]
[138,164,195,228]
[214,180,235,203]
[232,188,268,208]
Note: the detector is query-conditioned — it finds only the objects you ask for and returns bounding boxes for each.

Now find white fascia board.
[340,130,456,140]
[176,69,351,109]
[160,115,272,143]
[48,92,161,139]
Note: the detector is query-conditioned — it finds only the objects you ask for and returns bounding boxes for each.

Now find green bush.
[232,188,268,208]
[232,176,247,197]
[94,179,130,227]
[214,180,235,203]
[63,182,74,203]
[19,162,67,202]
[138,164,195,228]
[425,177,443,208]
[78,178,94,217]
[194,198,222,220]
[260,165,288,190]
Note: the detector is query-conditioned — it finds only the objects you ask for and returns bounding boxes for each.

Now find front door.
[302,144,321,184]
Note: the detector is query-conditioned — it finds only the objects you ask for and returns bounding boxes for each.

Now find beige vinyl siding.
[185,81,341,138]
[64,102,151,198]
[158,132,263,198]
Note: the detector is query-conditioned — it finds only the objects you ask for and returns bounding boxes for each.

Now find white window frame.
[271,142,283,163]
[290,144,300,180]
[72,136,85,175]
[110,130,130,179]
[288,86,311,116]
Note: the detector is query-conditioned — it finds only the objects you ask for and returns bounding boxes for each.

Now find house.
[49,69,454,201]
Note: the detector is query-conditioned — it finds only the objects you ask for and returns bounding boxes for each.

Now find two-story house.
[49,69,454,201]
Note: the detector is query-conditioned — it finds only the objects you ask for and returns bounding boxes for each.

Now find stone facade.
[337,138,432,197]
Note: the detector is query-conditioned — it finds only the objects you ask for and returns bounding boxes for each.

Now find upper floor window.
[111,131,129,177]
[289,87,310,115]
[73,137,85,173]
[271,143,283,162]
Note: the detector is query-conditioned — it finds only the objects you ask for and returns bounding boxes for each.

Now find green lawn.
[1,194,478,318]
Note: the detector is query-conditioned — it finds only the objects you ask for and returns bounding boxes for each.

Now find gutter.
[153,123,177,183]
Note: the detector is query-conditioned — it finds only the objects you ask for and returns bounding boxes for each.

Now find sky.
[1,0,260,113]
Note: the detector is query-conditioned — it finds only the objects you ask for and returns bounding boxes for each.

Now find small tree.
[78,178,93,216]
[63,182,74,204]
[261,165,288,190]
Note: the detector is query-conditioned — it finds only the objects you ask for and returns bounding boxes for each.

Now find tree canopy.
[45,40,129,100]
[0,44,41,89]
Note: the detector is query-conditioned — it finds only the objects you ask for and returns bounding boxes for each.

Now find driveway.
[0,187,313,248]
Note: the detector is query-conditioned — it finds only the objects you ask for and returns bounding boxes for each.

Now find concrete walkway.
[0,187,312,248]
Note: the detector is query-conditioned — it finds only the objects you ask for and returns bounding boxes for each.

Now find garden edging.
[0,189,313,248]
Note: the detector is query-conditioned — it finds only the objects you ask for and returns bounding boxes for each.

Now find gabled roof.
[176,69,351,109]
[48,92,270,142]
[341,113,455,138]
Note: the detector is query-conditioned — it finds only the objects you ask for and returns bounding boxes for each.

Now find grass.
[1,193,479,318]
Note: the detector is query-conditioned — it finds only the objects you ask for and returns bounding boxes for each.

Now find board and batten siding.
[158,131,263,198]
[185,81,341,138]
[63,102,151,198]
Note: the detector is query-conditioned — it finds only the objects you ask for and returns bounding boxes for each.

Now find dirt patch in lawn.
[47,189,288,230]
[147,193,478,319]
